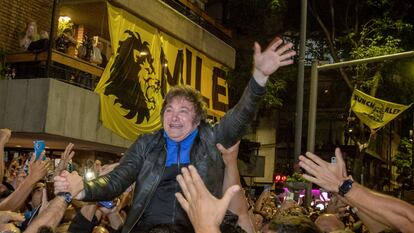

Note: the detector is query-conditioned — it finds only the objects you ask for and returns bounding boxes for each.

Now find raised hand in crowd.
[252,37,295,86]
[217,141,255,233]
[0,128,12,182]
[53,143,75,178]
[175,165,240,233]
[0,151,49,211]
[98,198,124,231]
[38,188,49,215]
[299,148,414,232]
[0,210,24,232]
[54,170,84,199]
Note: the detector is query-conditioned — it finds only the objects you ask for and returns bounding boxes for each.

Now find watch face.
[65,193,72,203]
[58,192,72,203]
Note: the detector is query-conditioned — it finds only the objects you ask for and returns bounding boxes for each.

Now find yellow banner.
[350,89,412,130]
[95,3,229,141]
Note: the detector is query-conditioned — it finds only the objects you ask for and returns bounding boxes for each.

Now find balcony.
[0,78,131,154]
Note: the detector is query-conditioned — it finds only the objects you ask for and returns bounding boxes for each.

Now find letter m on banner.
[94,3,229,141]
[350,89,412,131]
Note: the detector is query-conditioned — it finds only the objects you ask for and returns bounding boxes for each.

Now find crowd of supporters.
[1,128,413,233]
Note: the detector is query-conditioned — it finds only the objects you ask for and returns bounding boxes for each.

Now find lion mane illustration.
[104,30,162,124]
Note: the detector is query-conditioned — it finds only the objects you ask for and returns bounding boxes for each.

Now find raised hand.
[39,188,49,214]
[253,37,296,86]
[175,165,240,233]
[54,170,84,199]
[27,153,50,183]
[54,143,75,178]
[299,148,348,193]
[216,141,240,166]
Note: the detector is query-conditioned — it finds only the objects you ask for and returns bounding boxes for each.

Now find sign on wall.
[95,3,229,141]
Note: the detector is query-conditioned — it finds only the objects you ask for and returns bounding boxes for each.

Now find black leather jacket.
[82,78,266,233]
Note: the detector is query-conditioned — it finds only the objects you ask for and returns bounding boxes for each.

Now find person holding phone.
[0,152,49,212]
[54,36,296,233]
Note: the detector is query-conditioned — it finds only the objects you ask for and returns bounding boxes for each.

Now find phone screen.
[34,140,45,160]
[98,201,114,209]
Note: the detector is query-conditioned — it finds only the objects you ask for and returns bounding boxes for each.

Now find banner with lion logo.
[350,89,412,131]
[95,3,229,141]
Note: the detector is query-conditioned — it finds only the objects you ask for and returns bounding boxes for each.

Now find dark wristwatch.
[338,179,353,197]
[56,192,73,204]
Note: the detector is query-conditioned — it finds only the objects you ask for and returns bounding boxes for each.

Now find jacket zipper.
[127,145,167,233]
[172,143,181,223]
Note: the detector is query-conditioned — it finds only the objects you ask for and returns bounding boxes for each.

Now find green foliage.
[372,57,414,105]
[286,172,309,183]
[263,79,286,108]
[57,17,74,36]
[347,18,412,89]
[393,137,413,174]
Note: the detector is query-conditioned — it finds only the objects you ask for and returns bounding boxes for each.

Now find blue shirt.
[163,129,198,167]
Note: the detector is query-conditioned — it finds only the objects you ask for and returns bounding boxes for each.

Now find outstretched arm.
[218,142,255,233]
[299,148,414,232]
[214,37,296,148]
[54,170,85,200]
[24,195,68,233]
[0,155,49,211]
[175,165,240,233]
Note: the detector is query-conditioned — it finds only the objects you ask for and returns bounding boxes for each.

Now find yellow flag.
[350,89,412,130]
[94,3,164,141]
[95,3,229,141]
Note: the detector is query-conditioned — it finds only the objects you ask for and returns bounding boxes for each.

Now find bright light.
[316,203,325,210]
[59,16,71,23]
[84,170,96,181]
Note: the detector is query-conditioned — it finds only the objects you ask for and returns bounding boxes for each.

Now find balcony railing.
[161,0,232,44]
[4,49,103,90]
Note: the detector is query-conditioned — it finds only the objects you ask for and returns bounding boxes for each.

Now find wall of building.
[243,110,277,184]
[0,0,53,52]
[115,0,235,69]
[0,78,131,149]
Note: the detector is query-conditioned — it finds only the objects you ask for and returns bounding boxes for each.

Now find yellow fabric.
[95,3,229,141]
[350,89,412,130]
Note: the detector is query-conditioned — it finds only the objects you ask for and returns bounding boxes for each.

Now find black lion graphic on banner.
[104,30,161,124]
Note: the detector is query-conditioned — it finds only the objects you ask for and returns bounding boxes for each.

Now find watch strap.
[338,179,353,197]
[56,192,72,204]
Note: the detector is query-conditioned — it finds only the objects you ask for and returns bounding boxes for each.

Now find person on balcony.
[19,21,40,51]
[55,28,77,55]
